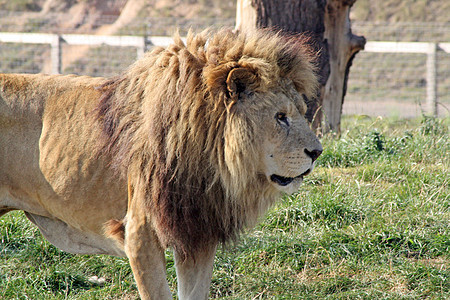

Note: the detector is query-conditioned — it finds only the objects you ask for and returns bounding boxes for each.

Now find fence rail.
[1,32,449,116]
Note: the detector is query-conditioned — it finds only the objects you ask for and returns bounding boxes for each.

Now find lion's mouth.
[270,169,312,186]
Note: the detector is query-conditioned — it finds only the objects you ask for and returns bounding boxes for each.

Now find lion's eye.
[275,112,289,127]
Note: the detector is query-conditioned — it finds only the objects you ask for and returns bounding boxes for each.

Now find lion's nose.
[304,148,322,162]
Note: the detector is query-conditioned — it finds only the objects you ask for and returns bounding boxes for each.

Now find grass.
[1,115,449,299]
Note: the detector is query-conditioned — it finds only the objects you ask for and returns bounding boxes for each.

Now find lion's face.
[260,82,322,194]
[228,77,322,195]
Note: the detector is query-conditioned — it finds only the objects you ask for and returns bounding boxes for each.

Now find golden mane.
[97,28,318,257]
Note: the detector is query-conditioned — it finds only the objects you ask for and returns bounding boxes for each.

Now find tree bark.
[236,0,365,134]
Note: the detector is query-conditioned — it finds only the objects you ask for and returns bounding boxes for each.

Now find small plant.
[364,130,385,152]
[419,115,446,136]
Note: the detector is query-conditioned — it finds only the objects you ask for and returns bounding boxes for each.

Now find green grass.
[1,115,449,299]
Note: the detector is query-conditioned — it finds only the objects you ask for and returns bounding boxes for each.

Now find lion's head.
[97,29,322,257]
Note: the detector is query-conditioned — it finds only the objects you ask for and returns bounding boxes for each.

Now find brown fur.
[97,29,318,258]
[104,219,125,246]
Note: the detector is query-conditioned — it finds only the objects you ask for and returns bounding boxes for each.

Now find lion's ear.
[226,68,256,101]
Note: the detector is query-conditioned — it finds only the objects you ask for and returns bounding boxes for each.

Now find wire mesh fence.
[0,10,235,35]
[344,51,450,117]
[352,21,450,42]
[344,21,450,117]
[344,50,450,118]
[62,44,137,77]
[0,42,47,74]
[0,15,449,118]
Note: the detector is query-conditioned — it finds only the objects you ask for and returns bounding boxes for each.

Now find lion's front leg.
[124,210,172,300]
[174,244,217,300]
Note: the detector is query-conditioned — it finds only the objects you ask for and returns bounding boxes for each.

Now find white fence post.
[51,34,62,74]
[137,36,147,59]
[426,43,437,116]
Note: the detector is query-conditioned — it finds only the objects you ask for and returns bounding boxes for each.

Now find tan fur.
[1,29,322,299]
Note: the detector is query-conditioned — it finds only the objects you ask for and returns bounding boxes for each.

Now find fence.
[363,41,449,116]
[0,32,176,73]
[0,32,449,117]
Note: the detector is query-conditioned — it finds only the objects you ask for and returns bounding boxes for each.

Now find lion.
[0,29,322,299]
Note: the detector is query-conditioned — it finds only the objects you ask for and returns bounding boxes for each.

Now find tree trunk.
[323,0,366,133]
[236,0,365,134]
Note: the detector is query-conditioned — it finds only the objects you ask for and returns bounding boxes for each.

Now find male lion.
[0,29,322,299]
